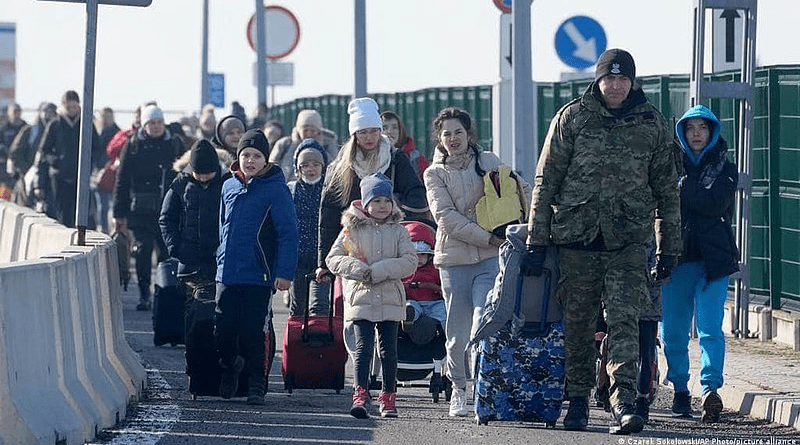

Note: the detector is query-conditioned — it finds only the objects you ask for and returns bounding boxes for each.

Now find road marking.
[96,430,373,444]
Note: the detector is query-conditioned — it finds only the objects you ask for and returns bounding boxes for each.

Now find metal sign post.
[37,0,151,246]
[255,0,267,110]
[690,0,758,338]
[511,0,535,182]
[354,0,366,98]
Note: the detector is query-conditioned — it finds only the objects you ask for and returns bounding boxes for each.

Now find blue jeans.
[407,299,447,329]
[660,262,729,394]
[93,187,112,233]
[439,257,499,389]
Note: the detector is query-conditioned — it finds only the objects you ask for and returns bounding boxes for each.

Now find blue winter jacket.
[216,163,299,288]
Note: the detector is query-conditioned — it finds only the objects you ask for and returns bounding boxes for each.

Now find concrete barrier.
[0,201,146,444]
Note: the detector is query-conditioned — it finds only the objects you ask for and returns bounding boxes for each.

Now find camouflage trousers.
[557,244,649,406]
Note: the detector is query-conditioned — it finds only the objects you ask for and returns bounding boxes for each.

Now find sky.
[1,0,799,127]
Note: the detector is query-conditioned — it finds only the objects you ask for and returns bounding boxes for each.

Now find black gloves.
[521,245,548,276]
[652,254,677,282]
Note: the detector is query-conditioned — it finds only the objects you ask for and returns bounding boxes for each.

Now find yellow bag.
[475,165,529,236]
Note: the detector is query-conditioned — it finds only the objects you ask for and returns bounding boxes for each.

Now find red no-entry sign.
[247,5,300,61]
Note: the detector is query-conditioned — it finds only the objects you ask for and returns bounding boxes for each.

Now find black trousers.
[214,283,271,392]
[130,216,167,295]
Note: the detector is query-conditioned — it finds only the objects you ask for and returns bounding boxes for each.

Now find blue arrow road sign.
[555,15,606,70]
[208,73,225,108]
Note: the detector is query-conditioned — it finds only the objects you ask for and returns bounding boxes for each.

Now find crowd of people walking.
[0,47,739,434]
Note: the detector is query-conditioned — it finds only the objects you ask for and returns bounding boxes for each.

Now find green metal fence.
[271,65,800,310]
[270,85,493,160]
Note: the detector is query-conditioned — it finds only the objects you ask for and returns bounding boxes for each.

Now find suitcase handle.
[514,268,552,334]
[302,273,336,344]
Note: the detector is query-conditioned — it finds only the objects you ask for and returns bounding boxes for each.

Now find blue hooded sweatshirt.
[675,105,721,165]
[673,105,739,279]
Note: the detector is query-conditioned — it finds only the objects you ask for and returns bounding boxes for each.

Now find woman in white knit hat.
[316,97,428,285]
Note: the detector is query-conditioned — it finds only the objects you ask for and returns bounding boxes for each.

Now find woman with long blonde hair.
[315,97,427,281]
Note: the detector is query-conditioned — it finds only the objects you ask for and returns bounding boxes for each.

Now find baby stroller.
[396,315,451,403]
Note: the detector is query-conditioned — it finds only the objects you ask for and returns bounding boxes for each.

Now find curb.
[657,343,800,430]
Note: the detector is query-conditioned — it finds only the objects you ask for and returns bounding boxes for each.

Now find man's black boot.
[610,402,644,435]
[563,397,589,431]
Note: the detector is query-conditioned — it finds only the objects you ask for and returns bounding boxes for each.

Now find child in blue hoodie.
[215,129,299,405]
[661,105,739,423]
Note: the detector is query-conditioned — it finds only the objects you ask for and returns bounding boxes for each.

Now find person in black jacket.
[315,97,428,281]
[661,105,739,424]
[113,104,184,310]
[159,139,225,301]
[37,90,101,227]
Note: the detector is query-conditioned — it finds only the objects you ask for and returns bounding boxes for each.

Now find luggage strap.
[513,268,551,335]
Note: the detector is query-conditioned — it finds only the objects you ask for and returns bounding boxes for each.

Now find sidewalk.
[657,335,800,429]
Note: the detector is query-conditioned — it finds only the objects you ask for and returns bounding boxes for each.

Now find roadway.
[88,276,799,445]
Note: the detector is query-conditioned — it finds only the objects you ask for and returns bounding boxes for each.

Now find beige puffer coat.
[424,149,531,268]
[325,201,417,322]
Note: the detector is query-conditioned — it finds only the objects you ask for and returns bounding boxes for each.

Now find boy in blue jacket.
[215,129,299,405]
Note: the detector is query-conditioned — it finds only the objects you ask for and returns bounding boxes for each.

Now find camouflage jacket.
[526,83,681,256]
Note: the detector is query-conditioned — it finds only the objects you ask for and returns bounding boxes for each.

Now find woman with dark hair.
[380,110,428,180]
[423,106,529,417]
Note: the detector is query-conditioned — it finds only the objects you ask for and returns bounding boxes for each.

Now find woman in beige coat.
[326,173,417,419]
[424,107,531,417]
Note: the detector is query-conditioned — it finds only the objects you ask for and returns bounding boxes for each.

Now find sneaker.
[378,391,398,418]
[350,386,371,419]
[671,391,693,418]
[563,397,589,431]
[448,387,469,417]
[218,355,244,399]
[610,402,644,435]
[701,391,723,423]
[634,396,650,423]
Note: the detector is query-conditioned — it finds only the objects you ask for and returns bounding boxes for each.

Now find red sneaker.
[350,386,371,419]
[378,391,397,418]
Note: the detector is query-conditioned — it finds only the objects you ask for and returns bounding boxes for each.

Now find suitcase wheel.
[284,374,294,394]
[476,415,488,426]
[336,388,341,395]
[192,394,197,401]
[545,420,556,428]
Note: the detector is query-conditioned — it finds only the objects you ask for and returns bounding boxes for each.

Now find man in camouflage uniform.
[521,49,681,434]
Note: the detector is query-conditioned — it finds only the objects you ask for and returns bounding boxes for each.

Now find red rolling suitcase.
[281,273,347,393]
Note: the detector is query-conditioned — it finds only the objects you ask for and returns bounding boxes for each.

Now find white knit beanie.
[347,97,382,135]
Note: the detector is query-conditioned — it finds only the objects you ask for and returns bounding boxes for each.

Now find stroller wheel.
[442,375,453,402]
[430,372,442,403]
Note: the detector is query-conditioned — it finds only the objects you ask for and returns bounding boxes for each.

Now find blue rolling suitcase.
[474,269,565,426]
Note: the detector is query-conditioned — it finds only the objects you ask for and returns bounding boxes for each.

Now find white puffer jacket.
[325,201,417,322]
[424,149,531,268]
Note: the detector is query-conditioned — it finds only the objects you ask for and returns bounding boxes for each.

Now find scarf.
[352,137,392,179]
[444,147,474,170]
